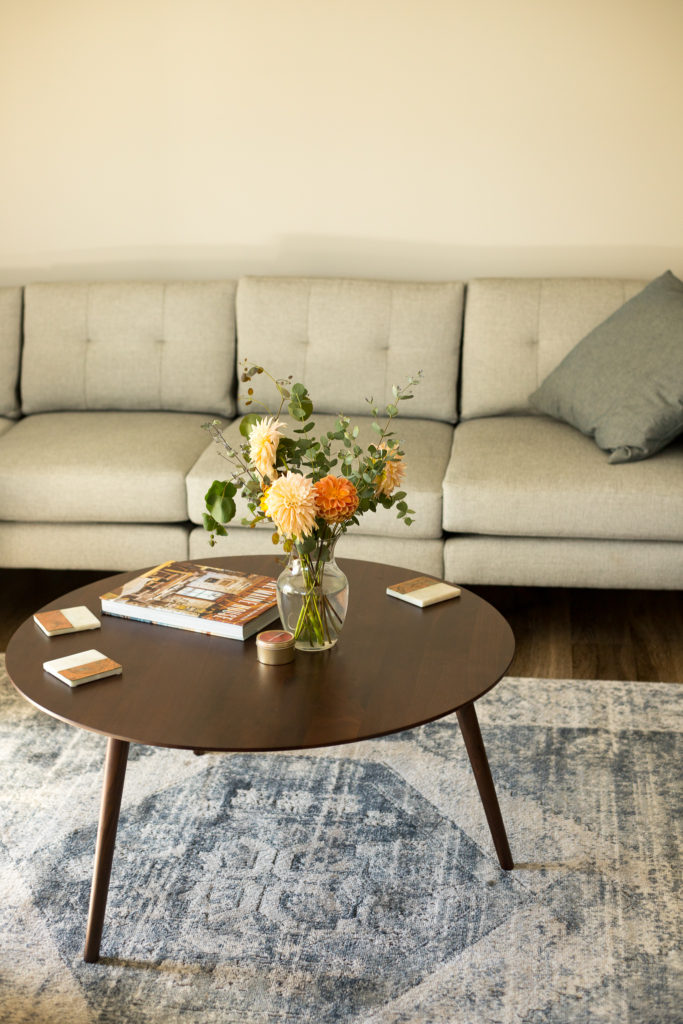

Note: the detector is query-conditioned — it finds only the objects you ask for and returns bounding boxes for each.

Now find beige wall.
[1,0,682,284]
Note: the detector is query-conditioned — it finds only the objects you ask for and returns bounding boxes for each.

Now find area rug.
[0,656,680,1024]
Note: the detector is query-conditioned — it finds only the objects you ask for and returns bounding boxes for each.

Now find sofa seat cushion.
[444,536,683,590]
[442,415,683,541]
[0,412,212,523]
[186,414,454,540]
[0,522,191,571]
[0,418,14,438]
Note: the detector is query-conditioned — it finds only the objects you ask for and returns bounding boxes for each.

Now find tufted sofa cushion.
[460,278,647,419]
[236,277,464,422]
[0,286,22,418]
[21,281,237,415]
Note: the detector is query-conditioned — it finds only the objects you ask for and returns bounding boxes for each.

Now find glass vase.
[276,536,349,652]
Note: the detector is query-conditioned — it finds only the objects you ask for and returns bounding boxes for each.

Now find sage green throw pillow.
[529,271,683,463]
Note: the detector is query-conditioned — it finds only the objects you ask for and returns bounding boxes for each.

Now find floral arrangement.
[202,363,421,648]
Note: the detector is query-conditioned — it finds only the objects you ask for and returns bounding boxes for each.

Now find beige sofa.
[0,275,681,588]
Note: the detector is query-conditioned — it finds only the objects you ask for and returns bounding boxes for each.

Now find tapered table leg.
[83,737,130,962]
[456,701,513,870]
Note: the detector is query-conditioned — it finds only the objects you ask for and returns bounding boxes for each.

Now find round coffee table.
[6,556,515,962]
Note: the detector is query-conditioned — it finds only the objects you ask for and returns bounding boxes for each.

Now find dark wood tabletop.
[6,556,515,752]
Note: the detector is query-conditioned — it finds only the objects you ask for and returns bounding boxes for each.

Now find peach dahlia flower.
[314,475,359,524]
[262,472,318,540]
[249,416,285,481]
[375,444,405,497]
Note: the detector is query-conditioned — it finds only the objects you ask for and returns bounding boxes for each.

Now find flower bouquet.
[202,363,421,651]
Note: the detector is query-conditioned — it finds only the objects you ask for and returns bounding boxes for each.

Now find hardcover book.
[43,649,122,687]
[100,560,280,640]
[34,605,101,636]
[386,576,461,608]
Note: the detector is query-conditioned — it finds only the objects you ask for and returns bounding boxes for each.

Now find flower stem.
[290,538,344,647]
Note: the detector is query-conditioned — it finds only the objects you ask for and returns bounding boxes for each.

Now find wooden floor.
[1,568,681,682]
[471,584,683,683]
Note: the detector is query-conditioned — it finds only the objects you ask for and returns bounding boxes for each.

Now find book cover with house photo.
[100,561,280,640]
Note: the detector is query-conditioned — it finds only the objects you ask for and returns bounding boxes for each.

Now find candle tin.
[256,629,296,665]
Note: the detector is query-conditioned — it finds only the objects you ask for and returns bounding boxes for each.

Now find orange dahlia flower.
[314,475,359,524]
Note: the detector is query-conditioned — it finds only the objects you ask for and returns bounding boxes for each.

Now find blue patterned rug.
[0,656,680,1023]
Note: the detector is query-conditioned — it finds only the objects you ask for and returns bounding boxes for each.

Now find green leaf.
[288,383,313,422]
[275,437,298,463]
[205,480,237,524]
[393,491,407,501]
[386,404,398,417]
[239,413,261,438]
[202,513,217,531]
[371,422,383,434]
[289,403,309,422]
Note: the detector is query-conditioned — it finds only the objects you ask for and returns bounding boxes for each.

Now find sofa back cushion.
[21,281,237,415]
[236,277,464,422]
[460,278,648,419]
[0,286,22,418]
